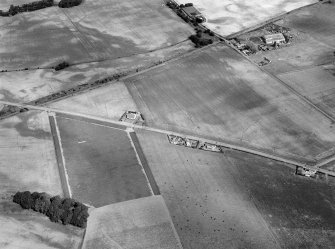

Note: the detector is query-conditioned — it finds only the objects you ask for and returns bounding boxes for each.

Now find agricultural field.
[125,44,335,162]
[0,110,62,197]
[177,0,317,36]
[0,0,193,70]
[0,7,91,70]
[0,39,193,105]
[136,129,335,249]
[55,114,152,207]
[278,65,335,118]
[248,2,335,75]
[82,196,182,249]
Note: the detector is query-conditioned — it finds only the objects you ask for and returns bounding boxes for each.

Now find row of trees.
[0,0,53,17]
[13,191,89,228]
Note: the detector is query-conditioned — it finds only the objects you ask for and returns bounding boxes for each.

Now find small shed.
[263,33,285,45]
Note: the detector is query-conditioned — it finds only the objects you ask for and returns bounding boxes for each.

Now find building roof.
[263,33,285,43]
[183,6,201,16]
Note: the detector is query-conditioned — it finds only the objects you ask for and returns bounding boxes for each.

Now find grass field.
[56,114,152,207]
[83,196,182,249]
[249,2,335,75]
[136,129,335,249]
[0,110,62,197]
[278,65,335,118]
[125,44,335,161]
[177,0,316,36]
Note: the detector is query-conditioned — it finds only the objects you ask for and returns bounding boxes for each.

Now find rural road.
[1,100,334,177]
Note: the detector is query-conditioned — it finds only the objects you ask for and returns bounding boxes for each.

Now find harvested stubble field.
[125,44,335,161]
[83,196,182,249]
[136,129,335,249]
[177,0,316,37]
[0,110,84,249]
[55,114,152,207]
[249,2,335,75]
[278,65,335,118]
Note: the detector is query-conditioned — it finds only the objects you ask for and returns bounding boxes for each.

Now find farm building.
[182,5,206,22]
[263,33,286,45]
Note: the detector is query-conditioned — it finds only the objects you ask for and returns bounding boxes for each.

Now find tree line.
[13,191,89,228]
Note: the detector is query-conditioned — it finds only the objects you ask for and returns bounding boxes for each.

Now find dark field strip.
[129,131,160,195]
[56,112,127,130]
[48,115,70,198]
[56,116,151,207]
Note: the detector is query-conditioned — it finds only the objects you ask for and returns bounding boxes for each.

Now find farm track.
[1,100,334,178]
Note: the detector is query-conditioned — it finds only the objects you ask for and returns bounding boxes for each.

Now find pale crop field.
[0,110,83,249]
[82,196,182,249]
[49,82,138,121]
[0,110,62,197]
[178,0,317,36]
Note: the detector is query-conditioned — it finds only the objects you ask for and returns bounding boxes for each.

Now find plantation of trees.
[13,191,89,228]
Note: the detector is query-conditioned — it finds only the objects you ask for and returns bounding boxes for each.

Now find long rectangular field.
[55,114,152,207]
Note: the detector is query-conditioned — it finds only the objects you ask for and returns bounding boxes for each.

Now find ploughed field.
[136,129,335,249]
[125,44,335,161]
[56,114,152,207]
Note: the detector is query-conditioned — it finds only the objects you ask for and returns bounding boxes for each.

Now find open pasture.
[56,114,152,207]
[177,0,316,37]
[226,149,335,249]
[125,44,335,161]
[0,110,62,197]
[136,129,335,249]
[278,65,335,118]
[83,196,182,249]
